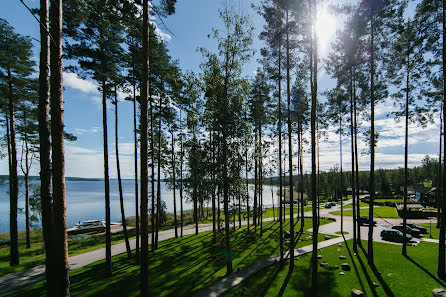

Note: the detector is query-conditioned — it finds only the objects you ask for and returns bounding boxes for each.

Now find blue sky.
[0,0,441,178]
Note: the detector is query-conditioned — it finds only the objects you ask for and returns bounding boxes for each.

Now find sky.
[0,0,441,179]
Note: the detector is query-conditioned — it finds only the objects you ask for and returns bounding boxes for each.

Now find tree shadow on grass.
[277,266,293,297]
[343,238,366,293]
[356,246,379,297]
[277,266,341,297]
[357,244,395,297]
[404,254,446,288]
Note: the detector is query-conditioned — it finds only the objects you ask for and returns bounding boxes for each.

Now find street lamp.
[429,217,433,239]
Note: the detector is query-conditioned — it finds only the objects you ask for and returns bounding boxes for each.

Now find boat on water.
[67,219,106,235]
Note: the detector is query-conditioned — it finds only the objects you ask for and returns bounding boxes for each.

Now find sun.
[315,5,337,55]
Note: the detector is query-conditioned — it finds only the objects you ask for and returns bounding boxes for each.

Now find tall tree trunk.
[38,0,56,291]
[339,116,343,234]
[300,128,304,231]
[218,181,221,230]
[223,134,232,275]
[402,53,410,256]
[271,173,275,221]
[286,8,294,271]
[172,130,178,238]
[368,14,376,265]
[259,124,263,233]
[49,0,70,292]
[353,81,361,243]
[140,0,150,293]
[438,0,446,279]
[317,121,320,224]
[132,84,140,264]
[253,135,258,231]
[310,0,319,291]
[193,130,198,235]
[238,181,242,228]
[350,72,357,253]
[180,110,184,237]
[7,68,19,267]
[438,104,442,226]
[156,96,162,248]
[244,106,250,232]
[212,131,217,242]
[20,109,31,249]
[101,79,112,276]
[114,89,131,258]
[150,96,155,250]
[278,43,283,261]
[25,171,30,249]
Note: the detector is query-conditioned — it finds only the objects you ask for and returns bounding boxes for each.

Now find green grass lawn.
[421,223,440,240]
[7,218,336,297]
[0,228,138,277]
[342,201,369,209]
[330,206,400,219]
[223,240,445,297]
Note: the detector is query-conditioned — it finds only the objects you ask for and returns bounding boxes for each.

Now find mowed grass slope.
[0,228,138,276]
[7,218,335,297]
[330,206,400,218]
[223,240,445,297]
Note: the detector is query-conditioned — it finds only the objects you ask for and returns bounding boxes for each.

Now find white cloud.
[73,126,101,135]
[63,72,98,94]
[154,26,172,42]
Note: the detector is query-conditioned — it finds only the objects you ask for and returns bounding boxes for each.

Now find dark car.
[358,216,377,226]
[391,225,420,237]
[381,229,412,242]
[324,202,336,208]
[401,222,428,234]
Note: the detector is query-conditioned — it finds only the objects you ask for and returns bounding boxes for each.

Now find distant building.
[399,186,415,199]
[345,187,369,195]
[412,186,438,207]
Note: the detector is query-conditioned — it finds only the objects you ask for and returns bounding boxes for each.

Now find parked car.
[381,229,412,242]
[391,225,420,237]
[358,216,377,226]
[67,219,106,235]
[324,202,336,208]
[401,222,428,234]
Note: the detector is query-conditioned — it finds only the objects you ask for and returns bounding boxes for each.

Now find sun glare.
[316,5,337,55]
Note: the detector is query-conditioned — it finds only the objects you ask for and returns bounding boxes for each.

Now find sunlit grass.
[7,218,335,296]
[223,240,445,297]
[330,206,400,219]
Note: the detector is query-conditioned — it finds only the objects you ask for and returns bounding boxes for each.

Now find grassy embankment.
[330,206,400,219]
[0,228,139,277]
[1,204,312,277]
[223,240,445,297]
[7,218,336,296]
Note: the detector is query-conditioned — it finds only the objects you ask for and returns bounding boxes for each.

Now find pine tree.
[49,0,70,293]
[64,0,128,275]
[200,5,253,275]
[0,19,35,267]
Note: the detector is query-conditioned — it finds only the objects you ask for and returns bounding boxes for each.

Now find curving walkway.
[191,236,350,297]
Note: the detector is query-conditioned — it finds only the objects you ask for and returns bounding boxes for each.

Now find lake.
[0,178,280,232]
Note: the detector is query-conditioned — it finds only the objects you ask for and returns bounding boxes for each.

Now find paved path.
[191,236,350,297]
[0,223,214,296]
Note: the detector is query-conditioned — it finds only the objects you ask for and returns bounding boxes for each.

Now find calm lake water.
[0,178,280,232]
